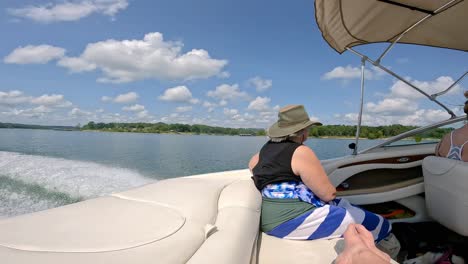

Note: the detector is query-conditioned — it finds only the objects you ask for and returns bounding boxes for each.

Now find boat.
[1,1,467,263]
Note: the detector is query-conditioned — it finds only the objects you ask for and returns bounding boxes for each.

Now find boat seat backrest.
[422,156,468,236]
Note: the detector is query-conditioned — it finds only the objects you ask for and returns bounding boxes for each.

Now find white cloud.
[7,0,128,23]
[101,96,112,102]
[0,90,31,105]
[102,92,139,104]
[218,71,230,78]
[207,84,248,101]
[390,76,461,99]
[336,109,451,126]
[57,32,227,83]
[122,104,145,112]
[135,110,149,119]
[159,86,198,104]
[0,90,72,108]
[322,65,384,80]
[322,65,361,80]
[30,94,72,107]
[175,106,192,113]
[248,76,272,92]
[223,108,239,116]
[365,98,417,115]
[219,99,228,106]
[248,96,271,111]
[69,107,93,117]
[398,109,450,126]
[203,101,215,108]
[114,92,138,103]
[223,108,245,121]
[12,105,53,118]
[0,90,160,125]
[4,45,65,64]
[333,75,465,126]
[98,112,128,123]
[202,101,216,113]
[57,57,96,72]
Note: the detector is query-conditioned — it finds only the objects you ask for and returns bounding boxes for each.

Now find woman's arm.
[291,146,336,202]
[435,133,449,157]
[248,153,259,172]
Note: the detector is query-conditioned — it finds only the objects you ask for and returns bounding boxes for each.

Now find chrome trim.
[359,116,467,154]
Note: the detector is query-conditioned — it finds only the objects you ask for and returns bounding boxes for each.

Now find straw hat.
[267,105,322,137]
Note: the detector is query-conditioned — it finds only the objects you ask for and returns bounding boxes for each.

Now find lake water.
[0,128,384,218]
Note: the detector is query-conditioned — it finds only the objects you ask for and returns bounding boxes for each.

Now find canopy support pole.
[353,57,367,155]
[375,0,460,64]
[346,47,456,118]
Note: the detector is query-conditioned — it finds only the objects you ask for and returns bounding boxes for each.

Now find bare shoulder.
[293,145,317,159]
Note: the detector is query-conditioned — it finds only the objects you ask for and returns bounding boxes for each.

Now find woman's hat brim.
[267,119,322,138]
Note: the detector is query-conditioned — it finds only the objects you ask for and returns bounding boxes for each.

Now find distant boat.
[239,133,253,136]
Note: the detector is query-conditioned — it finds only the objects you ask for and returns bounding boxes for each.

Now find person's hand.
[335,224,391,264]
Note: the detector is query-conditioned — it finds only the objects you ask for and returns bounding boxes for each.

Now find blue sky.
[0,0,466,128]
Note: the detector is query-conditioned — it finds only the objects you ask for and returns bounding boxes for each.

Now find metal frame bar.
[431,71,467,99]
[353,57,367,155]
[359,115,467,154]
[341,0,463,155]
[376,0,460,63]
[346,47,456,118]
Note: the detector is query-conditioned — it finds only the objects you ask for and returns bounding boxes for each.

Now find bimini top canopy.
[315,0,468,53]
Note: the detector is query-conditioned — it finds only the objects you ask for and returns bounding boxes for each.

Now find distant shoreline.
[1,127,404,140]
[1,121,449,140]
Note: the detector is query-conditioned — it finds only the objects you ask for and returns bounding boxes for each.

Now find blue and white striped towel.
[262,181,391,242]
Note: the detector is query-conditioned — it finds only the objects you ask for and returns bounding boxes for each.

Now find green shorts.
[261,197,316,232]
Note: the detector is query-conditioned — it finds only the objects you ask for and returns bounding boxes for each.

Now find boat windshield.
[385,118,467,148]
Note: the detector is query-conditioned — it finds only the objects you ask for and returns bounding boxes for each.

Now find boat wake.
[0,151,154,219]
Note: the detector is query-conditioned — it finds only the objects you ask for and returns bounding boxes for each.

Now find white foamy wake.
[0,151,155,218]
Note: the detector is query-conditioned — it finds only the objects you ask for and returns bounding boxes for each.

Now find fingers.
[354,224,375,249]
[341,224,392,264]
[343,224,361,246]
[355,224,374,243]
[353,224,391,261]
[343,223,357,237]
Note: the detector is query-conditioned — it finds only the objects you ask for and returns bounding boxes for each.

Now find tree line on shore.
[81,121,452,139]
[0,122,78,131]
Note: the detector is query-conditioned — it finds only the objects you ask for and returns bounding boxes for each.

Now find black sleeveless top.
[252,140,302,190]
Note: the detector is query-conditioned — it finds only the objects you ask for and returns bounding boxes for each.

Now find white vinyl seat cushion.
[422,156,468,236]
[0,196,185,252]
[0,170,262,264]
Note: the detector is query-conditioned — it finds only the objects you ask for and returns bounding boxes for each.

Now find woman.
[249,105,399,258]
[435,91,468,161]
